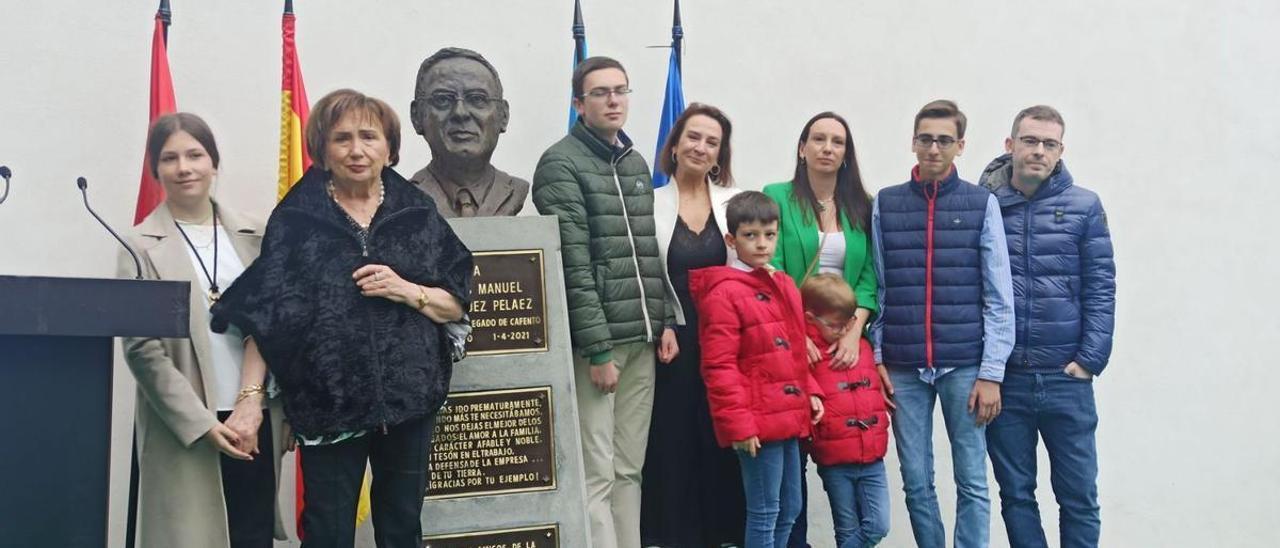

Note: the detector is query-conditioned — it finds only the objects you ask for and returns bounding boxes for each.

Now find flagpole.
[158,0,171,44]
[672,0,683,72]
[573,0,586,65]
[569,0,587,129]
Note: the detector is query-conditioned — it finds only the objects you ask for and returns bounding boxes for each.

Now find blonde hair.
[800,273,857,317]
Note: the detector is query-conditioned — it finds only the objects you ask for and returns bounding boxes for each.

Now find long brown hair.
[658,102,734,187]
[791,112,872,233]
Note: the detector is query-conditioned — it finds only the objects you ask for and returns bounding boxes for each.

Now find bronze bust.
[410,47,529,217]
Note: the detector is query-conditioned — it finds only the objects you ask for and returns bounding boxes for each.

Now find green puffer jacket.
[533,121,672,365]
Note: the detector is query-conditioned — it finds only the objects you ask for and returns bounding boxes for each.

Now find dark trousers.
[299,414,437,548]
[217,409,276,548]
[986,371,1100,548]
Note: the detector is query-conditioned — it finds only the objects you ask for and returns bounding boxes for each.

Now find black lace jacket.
[212,166,472,436]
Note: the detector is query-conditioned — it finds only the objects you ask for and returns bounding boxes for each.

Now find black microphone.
[78,176,143,280]
[0,165,10,206]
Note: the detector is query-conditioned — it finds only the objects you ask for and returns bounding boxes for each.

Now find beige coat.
[118,203,287,548]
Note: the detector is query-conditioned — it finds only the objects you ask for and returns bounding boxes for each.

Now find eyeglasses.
[1016,136,1062,152]
[581,86,632,100]
[424,92,497,111]
[914,135,958,150]
[812,314,852,333]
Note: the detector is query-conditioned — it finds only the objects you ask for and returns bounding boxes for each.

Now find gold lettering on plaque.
[427,387,556,500]
[465,250,548,356]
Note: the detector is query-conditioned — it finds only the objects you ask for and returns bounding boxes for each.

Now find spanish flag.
[133,11,177,225]
[279,1,310,537]
[277,0,311,200]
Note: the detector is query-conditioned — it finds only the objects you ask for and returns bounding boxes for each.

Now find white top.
[176,221,249,411]
[817,230,846,276]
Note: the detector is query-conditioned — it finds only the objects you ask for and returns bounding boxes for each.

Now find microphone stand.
[0,166,11,206]
[77,177,143,280]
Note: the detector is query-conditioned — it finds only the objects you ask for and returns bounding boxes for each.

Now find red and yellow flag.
[278,3,313,537]
[277,5,311,201]
[133,14,177,225]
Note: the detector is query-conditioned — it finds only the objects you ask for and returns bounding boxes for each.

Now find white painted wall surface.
[1,1,1277,546]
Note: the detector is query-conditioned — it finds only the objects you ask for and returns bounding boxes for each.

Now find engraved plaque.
[423,524,558,548]
[465,250,549,356]
[427,387,556,500]
[432,217,589,545]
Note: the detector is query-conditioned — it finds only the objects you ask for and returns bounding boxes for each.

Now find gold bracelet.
[416,286,431,310]
[235,384,265,404]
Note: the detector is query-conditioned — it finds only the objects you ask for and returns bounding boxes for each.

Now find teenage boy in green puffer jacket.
[532,55,677,548]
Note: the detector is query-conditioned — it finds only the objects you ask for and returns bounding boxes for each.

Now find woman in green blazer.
[763,111,877,369]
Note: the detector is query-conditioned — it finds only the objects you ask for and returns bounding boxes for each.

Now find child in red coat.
[690,191,824,548]
[802,273,891,547]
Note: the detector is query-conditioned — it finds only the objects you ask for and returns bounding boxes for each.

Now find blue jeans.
[817,460,891,548]
[737,438,803,548]
[888,366,990,548]
[986,370,1100,548]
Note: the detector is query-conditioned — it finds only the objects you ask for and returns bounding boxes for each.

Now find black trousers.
[217,409,276,548]
[298,414,437,548]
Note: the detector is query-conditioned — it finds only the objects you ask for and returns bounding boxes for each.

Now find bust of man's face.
[412,57,509,163]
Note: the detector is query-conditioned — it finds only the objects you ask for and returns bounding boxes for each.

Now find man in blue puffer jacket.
[979,105,1116,548]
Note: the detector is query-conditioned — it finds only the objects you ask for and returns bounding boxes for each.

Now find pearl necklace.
[328,180,385,230]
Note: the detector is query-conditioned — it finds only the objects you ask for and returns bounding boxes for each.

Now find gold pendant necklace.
[174,201,222,309]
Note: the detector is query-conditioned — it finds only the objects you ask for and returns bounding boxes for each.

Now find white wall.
[2,1,1277,546]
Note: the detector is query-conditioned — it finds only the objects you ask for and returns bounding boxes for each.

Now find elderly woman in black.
[212,89,471,547]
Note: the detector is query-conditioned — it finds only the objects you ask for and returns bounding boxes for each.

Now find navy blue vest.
[878,169,991,368]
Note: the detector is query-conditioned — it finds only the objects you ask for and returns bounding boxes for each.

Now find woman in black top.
[643,103,745,547]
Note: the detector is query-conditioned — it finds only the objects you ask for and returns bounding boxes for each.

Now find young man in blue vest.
[979,105,1115,548]
[870,99,1015,548]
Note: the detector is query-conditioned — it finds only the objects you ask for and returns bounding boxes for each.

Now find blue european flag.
[652,47,685,188]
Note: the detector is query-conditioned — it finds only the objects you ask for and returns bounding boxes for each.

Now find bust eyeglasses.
[425,91,498,111]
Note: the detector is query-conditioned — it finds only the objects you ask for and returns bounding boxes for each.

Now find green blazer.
[762,181,878,313]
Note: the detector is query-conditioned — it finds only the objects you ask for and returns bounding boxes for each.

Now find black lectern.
[0,275,188,547]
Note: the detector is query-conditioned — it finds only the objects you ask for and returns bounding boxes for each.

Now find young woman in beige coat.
[120,113,287,548]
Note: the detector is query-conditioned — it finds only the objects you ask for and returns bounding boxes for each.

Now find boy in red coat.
[690,191,824,548]
[802,273,891,547]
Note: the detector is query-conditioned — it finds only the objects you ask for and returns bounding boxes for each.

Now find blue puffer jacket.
[979,154,1116,375]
